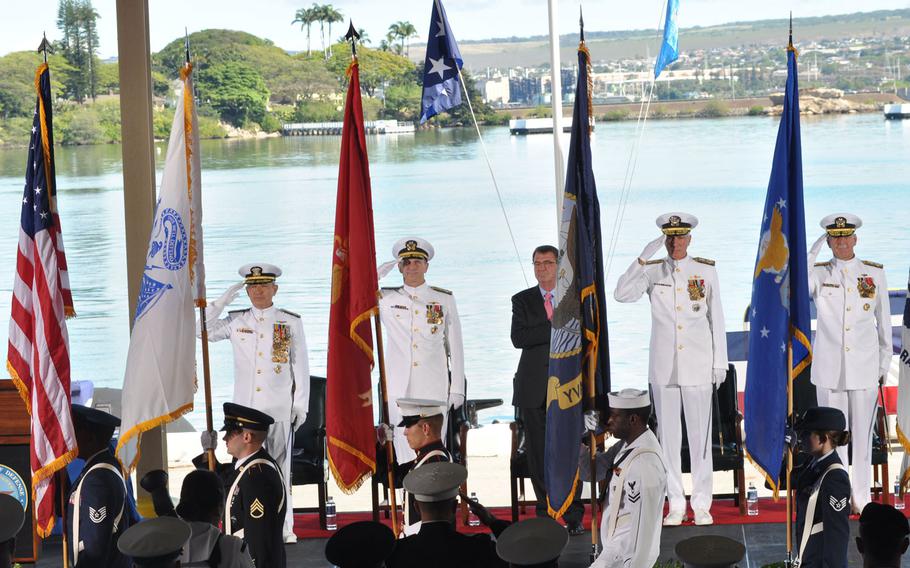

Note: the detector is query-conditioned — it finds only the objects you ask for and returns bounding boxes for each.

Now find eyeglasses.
[533,261,557,267]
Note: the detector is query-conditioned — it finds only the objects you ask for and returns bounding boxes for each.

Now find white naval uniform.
[808,254,889,510]
[614,254,727,514]
[202,305,309,538]
[378,283,465,464]
[592,429,667,568]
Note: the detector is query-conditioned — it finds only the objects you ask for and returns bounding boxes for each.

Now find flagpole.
[198,305,216,470]
[786,341,794,567]
[547,0,565,224]
[373,317,400,536]
[59,470,69,568]
[586,353,600,561]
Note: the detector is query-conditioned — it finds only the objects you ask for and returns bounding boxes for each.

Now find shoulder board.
[862,260,883,269]
[645,259,663,265]
[228,308,250,315]
[814,261,830,267]
[430,286,453,295]
[278,308,300,318]
[693,257,715,266]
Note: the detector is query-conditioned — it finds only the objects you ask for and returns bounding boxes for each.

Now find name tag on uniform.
[236,328,254,334]
[822,283,840,288]
[391,305,408,310]
[653,283,671,287]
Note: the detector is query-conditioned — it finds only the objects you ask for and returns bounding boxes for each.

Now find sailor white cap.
[396,398,447,427]
[656,212,698,236]
[820,213,862,237]
[393,237,434,262]
[238,262,282,284]
[608,388,651,409]
[403,462,467,502]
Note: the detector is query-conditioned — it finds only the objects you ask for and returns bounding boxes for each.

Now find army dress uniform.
[378,239,465,464]
[613,213,727,520]
[67,406,131,568]
[203,263,309,539]
[808,214,889,510]
[593,390,667,568]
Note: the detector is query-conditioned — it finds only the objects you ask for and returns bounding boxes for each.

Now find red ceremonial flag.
[7,63,77,537]
[326,56,380,493]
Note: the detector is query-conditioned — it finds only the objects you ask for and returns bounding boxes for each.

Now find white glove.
[809,233,827,257]
[584,410,600,433]
[712,368,726,386]
[206,282,245,320]
[448,393,465,410]
[376,423,393,444]
[639,235,666,263]
[200,430,218,452]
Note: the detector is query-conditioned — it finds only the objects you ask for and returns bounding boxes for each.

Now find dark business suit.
[511,285,583,523]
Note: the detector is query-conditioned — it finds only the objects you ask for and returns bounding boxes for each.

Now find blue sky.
[1,0,908,58]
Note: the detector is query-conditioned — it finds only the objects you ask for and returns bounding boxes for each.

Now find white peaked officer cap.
[396,398,447,427]
[392,237,435,262]
[656,212,698,236]
[238,262,282,284]
[403,462,468,502]
[820,213,862,237]
[608,388,651,409]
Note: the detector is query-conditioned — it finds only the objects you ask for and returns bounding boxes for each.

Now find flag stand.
[373,318,400,536]
[197,304,216,470]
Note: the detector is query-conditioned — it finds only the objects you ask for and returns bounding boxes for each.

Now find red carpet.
[293,498,789,539]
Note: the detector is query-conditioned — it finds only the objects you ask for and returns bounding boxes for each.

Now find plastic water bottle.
[747,482,759,516]
[895,477,905,510]
[468,492,481,527]
[326,496,337,530]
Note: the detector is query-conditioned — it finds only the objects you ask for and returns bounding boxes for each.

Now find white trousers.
[652,384,714,513]
[266,420,295,538]
[815,386,877,511]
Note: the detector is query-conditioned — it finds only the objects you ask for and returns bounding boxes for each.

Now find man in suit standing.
[510,245,583,534]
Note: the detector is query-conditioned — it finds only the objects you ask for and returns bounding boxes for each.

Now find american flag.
[7,62,77,538]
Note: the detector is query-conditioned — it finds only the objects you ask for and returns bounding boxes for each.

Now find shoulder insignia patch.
[250,498,265,519]
[814,261,831,267]
[862,260,883,269]
[278,309,300,318]
[89,506,107,524]
[829,495,847,512]
[693,257,715,266]
[645,259,663,265]
[430,286,453,295]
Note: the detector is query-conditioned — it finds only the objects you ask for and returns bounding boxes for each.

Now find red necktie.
[544,291,553,321]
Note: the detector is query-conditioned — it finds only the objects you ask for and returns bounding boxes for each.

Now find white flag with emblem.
[116,62,205,473]
[898,269,910,489]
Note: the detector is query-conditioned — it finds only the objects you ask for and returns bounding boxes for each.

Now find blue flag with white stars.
[419,0,463,123]
[744,46,812,492]
[654,0,679,78]
[22,66,59,239]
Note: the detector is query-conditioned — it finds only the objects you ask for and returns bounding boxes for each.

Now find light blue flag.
[654,0,679,78]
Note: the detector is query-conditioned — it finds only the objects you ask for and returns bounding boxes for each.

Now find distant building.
[482,76,510,106]
[509,76,543,105]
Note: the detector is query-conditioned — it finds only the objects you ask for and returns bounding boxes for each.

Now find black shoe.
[566,522,585,536]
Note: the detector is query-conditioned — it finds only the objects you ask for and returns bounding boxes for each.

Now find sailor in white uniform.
[198,263,309,544]
[378,238,466,464]
[585,389,667,568]
[807,213,890,512]
[614,212,727,526]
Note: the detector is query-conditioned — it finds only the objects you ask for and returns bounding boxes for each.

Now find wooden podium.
[0,379,39,563]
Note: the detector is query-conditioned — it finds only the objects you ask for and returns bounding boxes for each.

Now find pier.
[282,119,415,136]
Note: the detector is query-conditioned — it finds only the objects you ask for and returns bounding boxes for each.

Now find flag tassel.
[373,316,399,535]
[198,304,216,470]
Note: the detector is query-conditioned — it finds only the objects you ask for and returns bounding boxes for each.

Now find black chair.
[679,363,747,514]
[509,418,539,522]
[291,375,327,529]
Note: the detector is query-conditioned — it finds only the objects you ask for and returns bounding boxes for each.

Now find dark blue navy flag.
[419,0,463,123]
[744,46,812,493]
[545,43,610,518]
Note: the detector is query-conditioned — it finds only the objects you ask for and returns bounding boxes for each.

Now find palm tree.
[310,3,327,58]
[396,21,418,57]
[386,23,403,55]
[292,6,316,55]
[322,5,343,58]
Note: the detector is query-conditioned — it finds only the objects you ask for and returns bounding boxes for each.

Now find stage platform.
[30,518,903,567]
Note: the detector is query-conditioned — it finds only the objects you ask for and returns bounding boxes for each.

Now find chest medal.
[687,278,706,301]
[272,323,290,363]
[857,276,876,299]
[426,303,444,325]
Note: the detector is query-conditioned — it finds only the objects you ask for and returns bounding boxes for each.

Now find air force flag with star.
[419,0,463,123]
[743,45,811,493]
[654,0,680,78]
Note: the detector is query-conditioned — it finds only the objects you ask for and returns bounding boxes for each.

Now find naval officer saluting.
[807,213,890,513]
[198,263,309,544]
[614,213,727,526]
[378,238,466,465]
